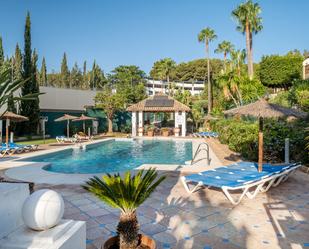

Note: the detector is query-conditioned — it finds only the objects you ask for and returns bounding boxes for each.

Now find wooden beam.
[258,117,264,172]
[5,118,9,146]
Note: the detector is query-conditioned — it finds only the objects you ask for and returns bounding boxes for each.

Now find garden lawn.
[16,138,57,145]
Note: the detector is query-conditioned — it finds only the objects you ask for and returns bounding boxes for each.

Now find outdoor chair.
[181,162,300,205]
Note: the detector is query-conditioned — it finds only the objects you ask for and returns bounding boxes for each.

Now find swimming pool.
[25,139,192,174]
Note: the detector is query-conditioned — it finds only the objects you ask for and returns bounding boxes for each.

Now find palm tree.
[198,27,217,114]
[83,169,166,249]
[232,0,262,79]
[230,49,247,76]
[159,58,176,95]
[215,41,234,72]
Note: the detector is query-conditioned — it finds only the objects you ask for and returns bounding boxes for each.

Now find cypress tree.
[82,60,89,89]
[70,62,83,88]
[40,57,47,86]
[0,36,4,68]
[20,12,40,135]
[13,44,23,80]
[60,52,70,88]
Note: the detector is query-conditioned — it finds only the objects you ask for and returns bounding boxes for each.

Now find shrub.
[259,52,303,88]
[211,117,308,164]
[288,79,309,111]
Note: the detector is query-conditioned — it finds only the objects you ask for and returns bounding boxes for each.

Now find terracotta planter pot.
[162,130,169,137]
[174,127,180,137]
[103,234,156,249]
[147,130,154,137]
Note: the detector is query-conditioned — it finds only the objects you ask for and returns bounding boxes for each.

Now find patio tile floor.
[35,170,309,249]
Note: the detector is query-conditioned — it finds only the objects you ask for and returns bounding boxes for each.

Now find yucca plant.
[82,168,166,249]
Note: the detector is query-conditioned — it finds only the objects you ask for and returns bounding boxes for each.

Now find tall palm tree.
[230,49,247,76]
[232,0,262,80]
[215,41,234,72]
[198,27,217,114]
[83,169,165,249]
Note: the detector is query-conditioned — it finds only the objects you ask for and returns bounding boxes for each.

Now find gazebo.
[127,94,191,137]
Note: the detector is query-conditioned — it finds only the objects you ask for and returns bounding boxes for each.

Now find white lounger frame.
[181,164,300,205]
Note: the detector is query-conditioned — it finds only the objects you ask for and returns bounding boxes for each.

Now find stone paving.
[35,170,309,249]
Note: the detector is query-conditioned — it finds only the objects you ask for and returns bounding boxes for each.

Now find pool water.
[27,139,192,174]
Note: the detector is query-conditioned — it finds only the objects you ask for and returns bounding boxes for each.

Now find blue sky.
[0,0,308,74]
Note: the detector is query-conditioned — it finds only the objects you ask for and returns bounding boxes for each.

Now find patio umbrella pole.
[5,118,9,147]
[67,120,70,138]
[258,117,263,172]
[83,121,85,133]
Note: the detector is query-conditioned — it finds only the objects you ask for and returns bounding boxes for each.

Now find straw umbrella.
[224,98,307,172]
[54,114,78,138]
[0,111,29,146]
[72,114,96,133]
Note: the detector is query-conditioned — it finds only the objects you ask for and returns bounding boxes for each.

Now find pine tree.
[60,52,70,88]
[82,60,89,89]
[20,12,40,135]
[40,57,47,86]
[0,36,4,68]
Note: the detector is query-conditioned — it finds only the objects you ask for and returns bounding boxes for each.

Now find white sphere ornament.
[22,189,64,231]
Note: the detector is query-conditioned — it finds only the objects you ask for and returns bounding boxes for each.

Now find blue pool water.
[26,139,192,174]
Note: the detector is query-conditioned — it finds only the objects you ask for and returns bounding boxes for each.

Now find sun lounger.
[56,136,77,144]
[76,132,93,141]
[8,143,39,152]
[192,132,219,138]
[0,146,18,157]
[181,162,300,205]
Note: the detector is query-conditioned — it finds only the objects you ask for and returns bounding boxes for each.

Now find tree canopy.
[259,52,303,88]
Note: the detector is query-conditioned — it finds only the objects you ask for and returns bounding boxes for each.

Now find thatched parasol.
[0,111,29,145]
[224,98,307,172]
[54,114,78,138]
[72,114,96,133]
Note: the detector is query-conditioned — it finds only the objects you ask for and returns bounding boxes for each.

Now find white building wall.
[145,79,205,96]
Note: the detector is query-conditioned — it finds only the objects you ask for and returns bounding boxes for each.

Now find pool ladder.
[191,142,211,166]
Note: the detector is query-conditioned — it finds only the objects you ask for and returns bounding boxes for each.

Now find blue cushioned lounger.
[192,132,219,138]
[181,162,300,205]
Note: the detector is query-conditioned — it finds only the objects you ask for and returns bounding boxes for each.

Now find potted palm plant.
[82,168,166,249]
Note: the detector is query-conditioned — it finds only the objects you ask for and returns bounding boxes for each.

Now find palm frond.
[82,168,166,213]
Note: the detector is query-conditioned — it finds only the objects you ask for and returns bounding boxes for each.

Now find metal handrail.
[191,142,210,166]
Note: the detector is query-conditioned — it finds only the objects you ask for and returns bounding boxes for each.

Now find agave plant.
[83,168,166,249]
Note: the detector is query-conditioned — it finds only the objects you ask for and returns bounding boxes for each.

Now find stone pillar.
[138,111,143,137]
[132,112,137,137]
[181,112,186,137]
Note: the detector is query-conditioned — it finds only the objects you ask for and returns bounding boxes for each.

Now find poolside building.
[0,87,105,139]
[127,94,191,137]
